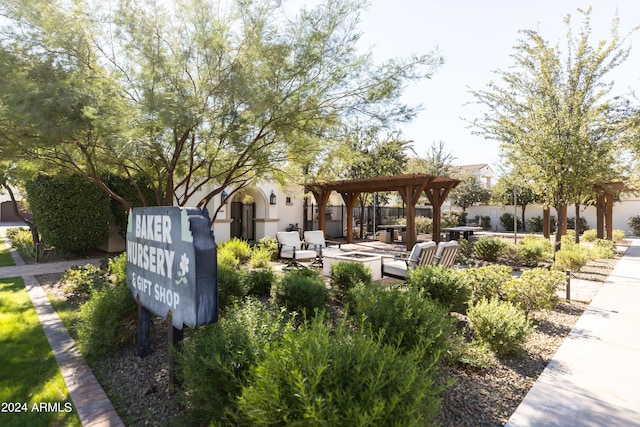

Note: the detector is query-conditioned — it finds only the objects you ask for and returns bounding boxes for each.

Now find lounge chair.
[303,230,342,266]
[381,241,437,280]
[276,231,317,268]
[434,240,459,267]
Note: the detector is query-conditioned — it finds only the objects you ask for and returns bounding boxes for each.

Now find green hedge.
[25,174,112,254]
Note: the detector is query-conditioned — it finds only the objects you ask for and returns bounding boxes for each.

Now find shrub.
[217,264,246,311]
[107,253,128,286]
[257,236,279,260]
[590,239,616,259]
[348,284,455,356]
[499,213,522,232]
[238,317,447,426]
[503,268,564,316]
[76,280,136,358]
[330,261,372,302]
[248,246,272,269]
[271,268,329,314]
[628,215,640,236]
[553,249,587,272]
[459,264,513,304]
[517,235,553,267]
[467,298,531,356]
[62,264,108,300]
[612,229,626,243]
[567,216,589,231]
[582,229,598,242]
[217,247,240,268]
[473,236,507,262]
[218,238,252,264]
[178,299,293,424]
[479,215,491,230]
[406,265,470,313]
[415,216,433,234]
[25,174,111,254]
[527,215,557,233]
[243,268,276,297]
[5,227,38,261]
[441,210,464,228]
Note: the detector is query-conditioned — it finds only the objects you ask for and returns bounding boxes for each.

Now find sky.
[353,0,640,171]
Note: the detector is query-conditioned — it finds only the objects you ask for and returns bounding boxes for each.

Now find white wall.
[464,195,640,236]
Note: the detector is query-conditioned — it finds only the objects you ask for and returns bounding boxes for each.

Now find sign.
[126,207,217,329]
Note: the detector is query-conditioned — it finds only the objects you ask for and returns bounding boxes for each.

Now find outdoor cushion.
[408,241,437,265]
[303,230,341,256]
[276,231,316,260]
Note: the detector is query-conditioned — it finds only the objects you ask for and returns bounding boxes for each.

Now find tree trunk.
[554,203,566,254]
[2,183,40,247]
[358,198,365,239]
[574,203,581,244]
[521,204,527,232]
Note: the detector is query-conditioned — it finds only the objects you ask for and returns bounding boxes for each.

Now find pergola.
[307,173,461,250]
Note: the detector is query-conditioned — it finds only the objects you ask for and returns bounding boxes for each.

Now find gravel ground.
[37,248,623,427]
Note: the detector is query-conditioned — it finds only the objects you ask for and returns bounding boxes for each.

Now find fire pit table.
[322,251,383,281]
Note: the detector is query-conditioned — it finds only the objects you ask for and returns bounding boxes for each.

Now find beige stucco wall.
[464,195,640,236]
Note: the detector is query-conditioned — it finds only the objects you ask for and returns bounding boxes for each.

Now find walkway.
[1,225,124,427]
[507,238,640,426]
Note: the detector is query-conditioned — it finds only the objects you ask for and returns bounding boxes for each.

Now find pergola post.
[310,190,332,235]
[340,191,361,244]
[398,179,432,250]
[424,182,458,244]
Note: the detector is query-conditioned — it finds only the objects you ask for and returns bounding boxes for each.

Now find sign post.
[126,206,218,364]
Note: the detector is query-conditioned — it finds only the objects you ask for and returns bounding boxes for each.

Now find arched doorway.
[230,193,255,241]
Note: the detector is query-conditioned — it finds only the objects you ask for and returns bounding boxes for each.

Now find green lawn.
[0,278,80,427]
[0,240,15,267]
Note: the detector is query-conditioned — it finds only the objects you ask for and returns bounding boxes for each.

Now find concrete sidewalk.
[507,238,640,426]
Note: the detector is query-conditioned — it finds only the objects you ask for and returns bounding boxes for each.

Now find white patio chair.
[276,231,317,269]
[381,241,437,280]
[434,240,460,268]
[303,230,342,266]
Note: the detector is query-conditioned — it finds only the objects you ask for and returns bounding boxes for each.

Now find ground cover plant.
[0,278,80,427]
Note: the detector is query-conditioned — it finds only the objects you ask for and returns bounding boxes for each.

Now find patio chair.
[381,241,437,280]
[276,231,317,269]
[434,240,460,268]
[303,230,342,266]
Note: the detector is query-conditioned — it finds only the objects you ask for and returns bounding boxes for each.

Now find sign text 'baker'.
[127,214,175,279]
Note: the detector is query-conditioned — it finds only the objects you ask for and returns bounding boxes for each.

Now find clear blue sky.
[355,0,640,170]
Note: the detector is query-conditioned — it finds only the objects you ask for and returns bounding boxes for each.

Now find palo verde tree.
[470,8,636,251]
[0,0,442,217]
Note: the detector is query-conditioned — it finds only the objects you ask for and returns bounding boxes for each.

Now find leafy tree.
[491,175,539,231]
[334,126,412,236]
[449,170,490,211]
[407,140,457,177]
[470,8,634,250]
[0,0,442,217]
